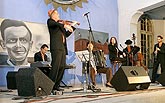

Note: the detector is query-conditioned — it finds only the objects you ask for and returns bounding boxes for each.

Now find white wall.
[153,20,165,42]
[117,0,164,47]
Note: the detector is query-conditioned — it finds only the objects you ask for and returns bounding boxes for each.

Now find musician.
[108,37,123,73]
[108,37,118,61]
[87,42,113,88]
[47,9,77,91]
[151,35,165,83]
[123,39,134,66]
[34,44,49,62]
[33,44,50,76]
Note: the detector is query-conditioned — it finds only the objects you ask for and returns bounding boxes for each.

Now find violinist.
[47,9,78,92]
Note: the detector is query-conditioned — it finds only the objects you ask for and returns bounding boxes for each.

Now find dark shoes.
[51,87,64,95]
[151,81,160,85]
[105,83,113,88]
[91,85,101,92]
[51,89,63,95]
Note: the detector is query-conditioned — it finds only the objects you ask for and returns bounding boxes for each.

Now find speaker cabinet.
[16,67,54,97]
[111,66,151,91]
[6,71,18,89]
[157,72,165,86]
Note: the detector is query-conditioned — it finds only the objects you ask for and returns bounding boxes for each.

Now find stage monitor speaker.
[6,71,18,89]
[110,66,151,91]
[157,72,165,86]
[16,67,54,97]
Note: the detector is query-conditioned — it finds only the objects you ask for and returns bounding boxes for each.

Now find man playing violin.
[47,9,78,91]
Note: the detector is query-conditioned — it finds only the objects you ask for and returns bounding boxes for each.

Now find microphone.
[120,44,124,49]
[78,32,81,37]
[83,12,90,16]
[98,40,101,43]
[78,32,81,35]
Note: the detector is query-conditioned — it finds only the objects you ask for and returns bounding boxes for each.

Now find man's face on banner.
[3,26,32,62]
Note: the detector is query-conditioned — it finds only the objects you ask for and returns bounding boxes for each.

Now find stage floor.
[0,83,165,103]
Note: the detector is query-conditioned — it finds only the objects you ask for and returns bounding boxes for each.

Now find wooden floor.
[0,83,165,103]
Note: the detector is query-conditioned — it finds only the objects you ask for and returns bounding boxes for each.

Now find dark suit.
[34,51,48,62]
[34,51,49,76]
[152,43,165,82]
[47,18,75,90]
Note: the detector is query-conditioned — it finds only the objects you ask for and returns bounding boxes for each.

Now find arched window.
[139,15,153,68]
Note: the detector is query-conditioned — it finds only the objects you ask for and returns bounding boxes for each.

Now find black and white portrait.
[0,18,50,66]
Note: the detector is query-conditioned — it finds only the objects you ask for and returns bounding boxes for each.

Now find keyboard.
[30,61,51,68]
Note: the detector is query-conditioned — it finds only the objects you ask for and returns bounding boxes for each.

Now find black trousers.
[49,49,66,89]
[152,60,165,82]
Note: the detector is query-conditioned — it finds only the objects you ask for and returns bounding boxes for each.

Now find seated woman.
[108,37,123,73]
[87,42,113,87]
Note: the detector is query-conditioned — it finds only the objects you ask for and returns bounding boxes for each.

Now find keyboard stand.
[60,81,72,89]
[60,64,76,88]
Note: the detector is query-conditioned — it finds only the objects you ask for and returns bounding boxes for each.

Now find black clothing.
[34,51,50,76]
[125,39,132,45]
[47,18,75,89]
[108,44,118,61]
[34,51,48,62]
[108,44,124,66]
[123,46,134,66]
[152,43,165,82]
[47,18,75,55]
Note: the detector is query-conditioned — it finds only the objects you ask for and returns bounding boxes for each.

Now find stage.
[0,83,165,103]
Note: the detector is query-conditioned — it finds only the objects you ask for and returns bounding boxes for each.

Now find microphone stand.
[72,13,101,93]
[84,13,101,92]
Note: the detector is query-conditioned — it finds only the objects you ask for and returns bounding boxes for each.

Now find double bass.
[131,34,148,71]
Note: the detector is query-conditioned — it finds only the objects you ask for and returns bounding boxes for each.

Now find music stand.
[72,50,88,92]
[72,50,100,92]
[75,50,89,82]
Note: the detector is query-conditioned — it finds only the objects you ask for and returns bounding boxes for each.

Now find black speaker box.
[6,71,18,89]
[16,67,54,97]
[110,66,151,91]
[157,72,165,86]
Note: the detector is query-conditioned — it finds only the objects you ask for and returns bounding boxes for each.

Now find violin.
[58,20,80,25]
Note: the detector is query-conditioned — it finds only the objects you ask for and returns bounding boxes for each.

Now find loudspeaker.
[6,71,18,89]
[110,66,151,91]
[157,72,165,86]
[16,67,54,97]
